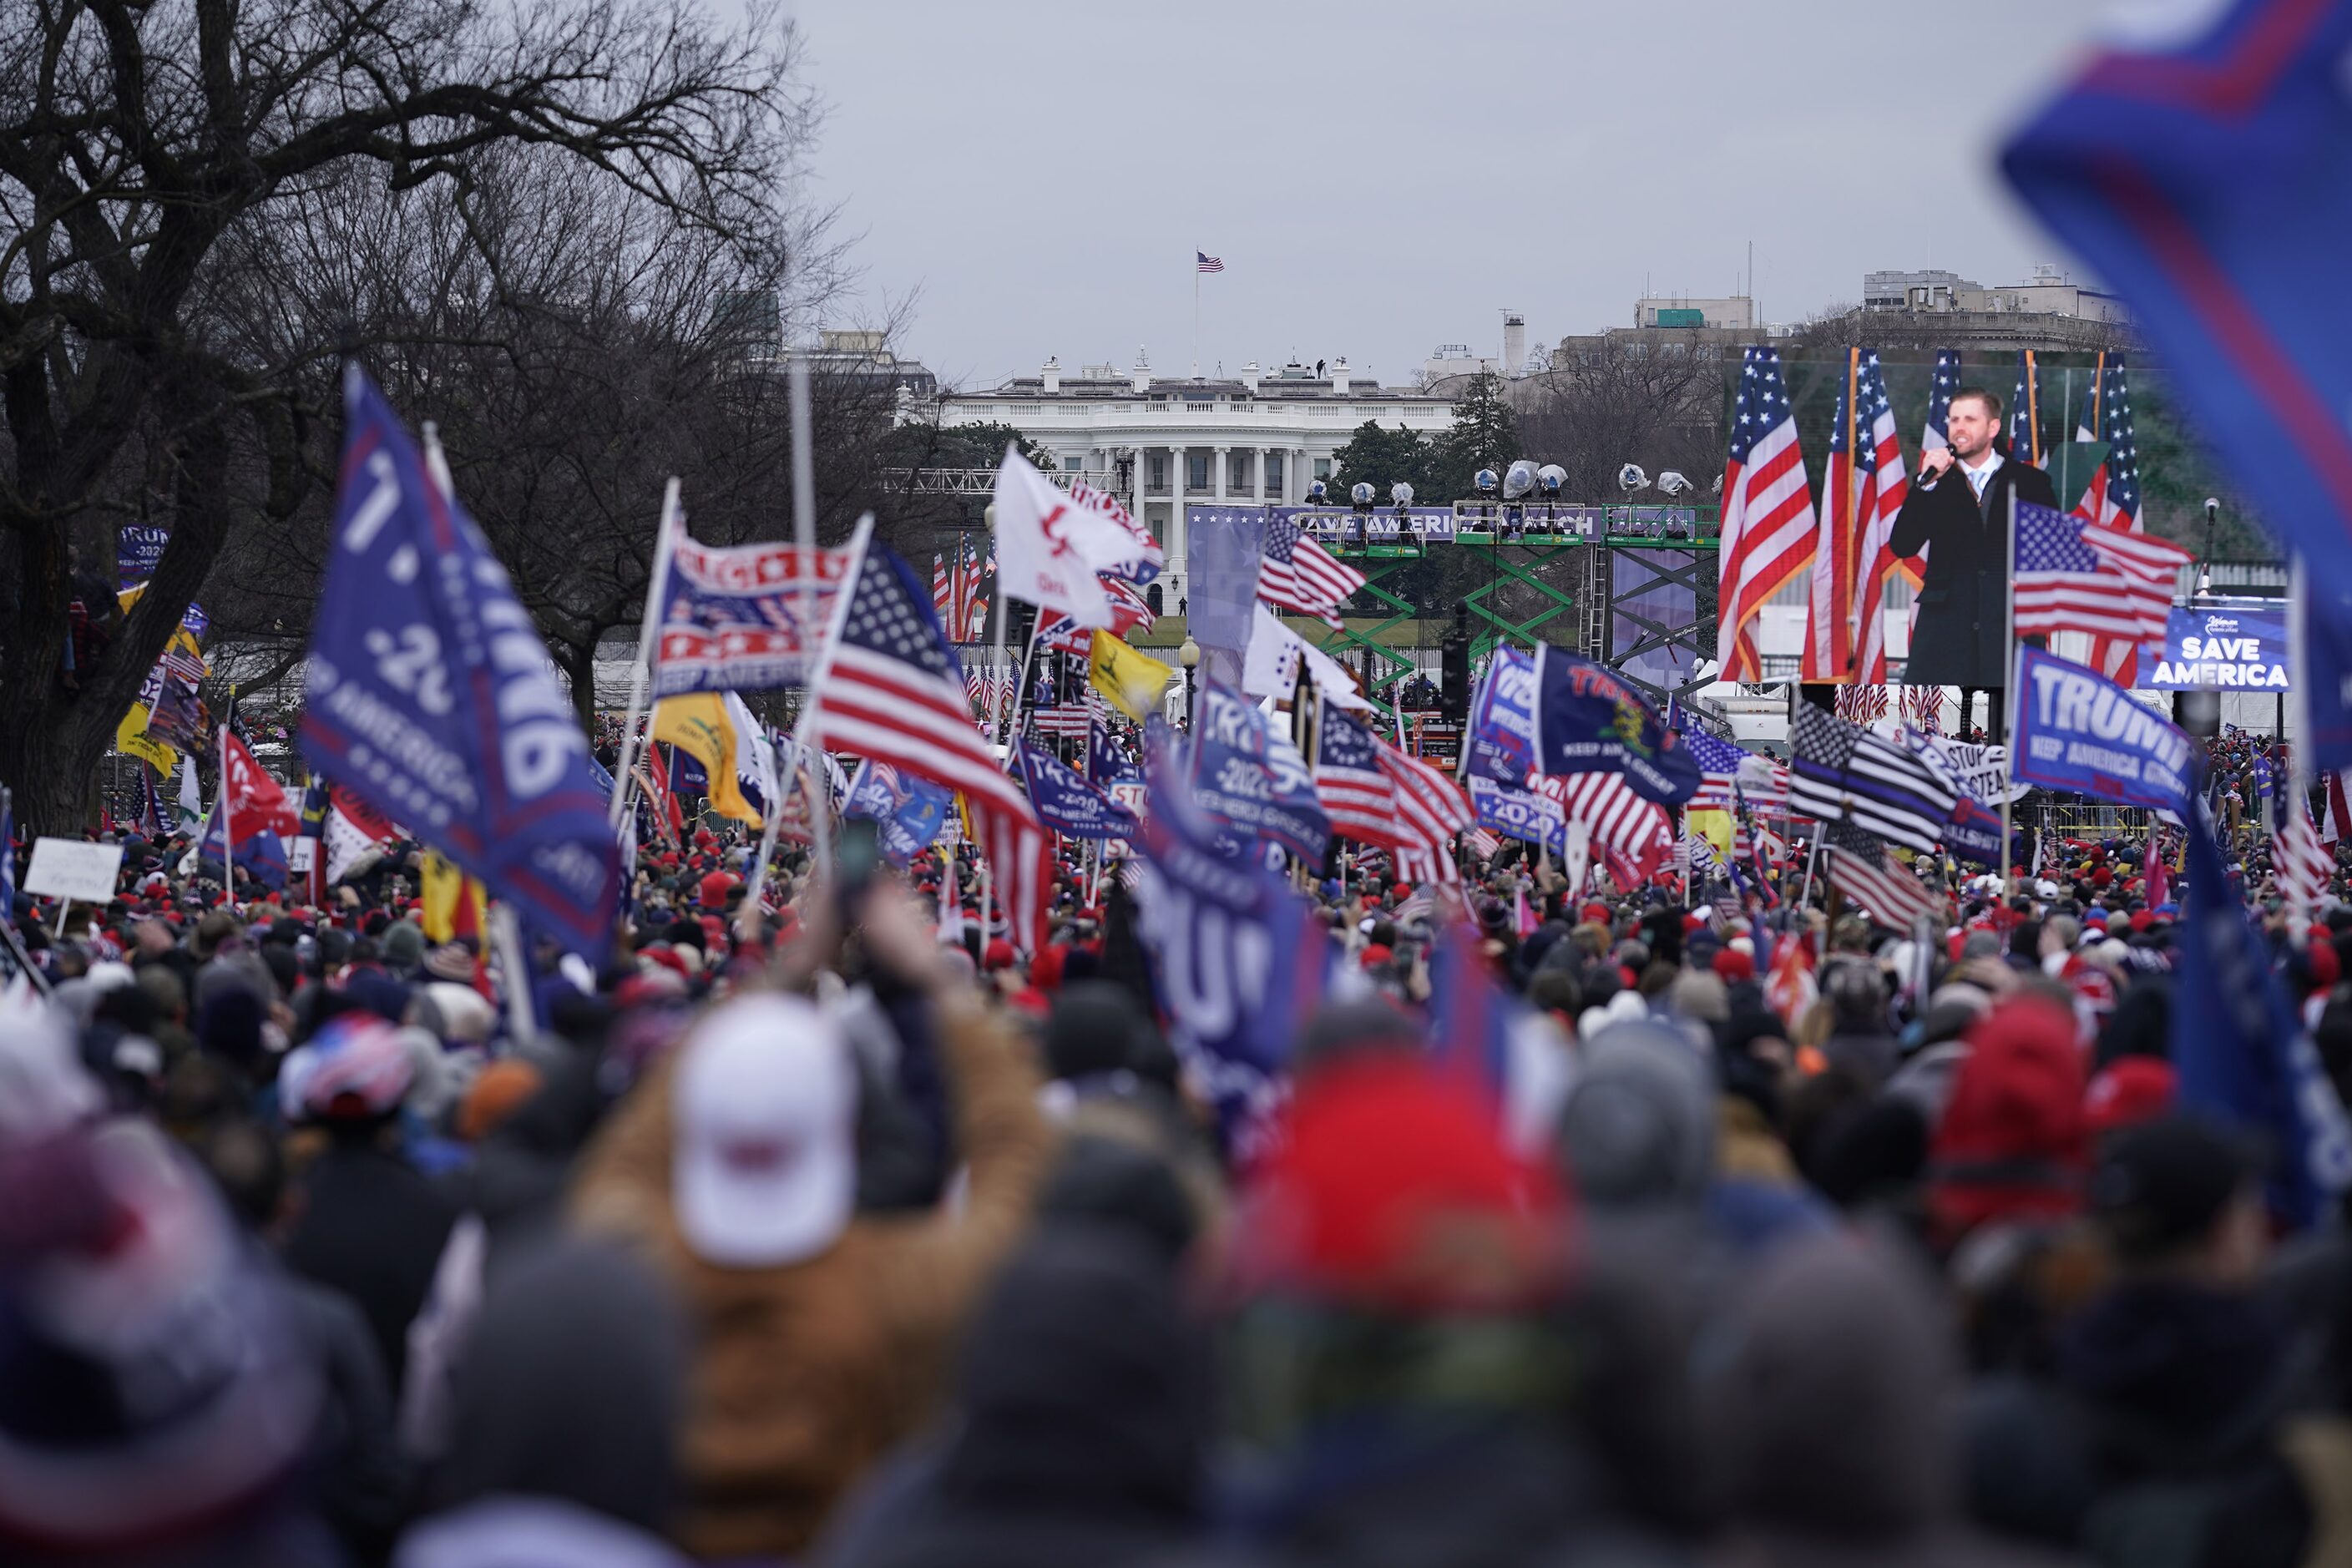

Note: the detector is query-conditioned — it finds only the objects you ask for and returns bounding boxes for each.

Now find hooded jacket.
[569,994,1054,1560]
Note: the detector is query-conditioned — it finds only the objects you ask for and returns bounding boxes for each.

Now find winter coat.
[821,1226,1210,1568]
[1964,1279,2329,1567]
[281,1138,461,1399]
[570,994,1054,1560]
[1887,453,2059,688]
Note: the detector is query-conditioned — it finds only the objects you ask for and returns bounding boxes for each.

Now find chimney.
[1329,356,1351,395]
[1041,356,1060,395]
[1130,346,1151,394]
[1240,360,1260,394]
[1502,312,1525,377]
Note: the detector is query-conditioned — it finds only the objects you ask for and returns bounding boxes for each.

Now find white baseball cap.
[673,994,857,1267]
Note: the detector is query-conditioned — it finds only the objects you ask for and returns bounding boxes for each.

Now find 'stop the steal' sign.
[2014,645,2194,813]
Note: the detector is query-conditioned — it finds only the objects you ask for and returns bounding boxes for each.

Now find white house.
[928,349,1454,604]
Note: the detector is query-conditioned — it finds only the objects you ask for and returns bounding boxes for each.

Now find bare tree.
[0,0,817,832]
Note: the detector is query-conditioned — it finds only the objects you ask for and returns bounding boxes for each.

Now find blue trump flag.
[1188,681,1329,864]
[1014,738,1140,842]
[1133,736,1326,1156]
[198,807,288,892]
[2001,2,2352,767]
[842,761,953,866]
[301,367,619,961]
[1464,645,1538,786]
[1530,645,1701,804]
[2011,645,2195,813]
[2175,800,2352,1228]
[1086,716,1140,786]
[1467,775,1567,856]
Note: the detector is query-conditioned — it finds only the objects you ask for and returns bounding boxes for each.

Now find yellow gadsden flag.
[1088,631,1172,723]
[419,850,488,943]
[653,694,761,826]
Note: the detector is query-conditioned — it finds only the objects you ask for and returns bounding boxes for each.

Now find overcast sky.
[777,1,2122,391]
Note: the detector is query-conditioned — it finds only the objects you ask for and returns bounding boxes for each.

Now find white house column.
[1167,445,1186,594]
[1254,447,1267,501]
[1214,445,1229,502]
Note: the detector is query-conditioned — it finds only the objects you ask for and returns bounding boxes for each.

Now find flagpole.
[2289,550,2313,939]
[788,358,832,883]
[1192,257,1201,380]
[610,478,682,830]
[771,513,875,919]
[2000,486,2018,895]
[219,688,235,913]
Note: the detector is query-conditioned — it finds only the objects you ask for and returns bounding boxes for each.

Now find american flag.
[2008,349,2046,467]
[1835,684,1890,725]
[958,534,992,642]
[2071,354,2149,681]
[964,663,1017,719]
[1823,820,1939,929]
[1378,743,1474,883]
[1465,827,1503,861]
[1848,353,1910,683]
[1310,705,1398,844]
[1923,349,1961,453]
[1035,575,1156,653]
[807,545,1050,950]
[1680,725,1756,811]
[2274,781,2333,925]
[1899,684,1946,735]
[1718,347,1818,682]
[1788,703,1958,855]
[1533,771,1673,883]
[1806,350,1863,681]
[932,553,952,624]
[1029,704,1093,739]
[1196,250,1225,273]
[1258,513,1367,626]
[2012,502,2189,645]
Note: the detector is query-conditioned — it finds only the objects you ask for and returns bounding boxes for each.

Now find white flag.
[177,757,203,833]
[1242,604,1374,710]
[989,448,1151,628]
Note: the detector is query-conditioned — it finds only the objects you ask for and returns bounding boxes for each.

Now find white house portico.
[923,350,1453,607]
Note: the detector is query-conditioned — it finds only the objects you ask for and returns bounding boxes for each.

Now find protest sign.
[23,839,124,903]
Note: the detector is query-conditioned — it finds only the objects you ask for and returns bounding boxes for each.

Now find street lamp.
[1180,635,1201,726]
[2198,498,2219,599]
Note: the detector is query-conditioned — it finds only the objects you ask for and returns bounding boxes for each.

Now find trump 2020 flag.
[1014,737,1140,842]
[301,366,619,961]
[842,761,953,867]
[2011,645,2195,815]
[2001,2,2352,768]
[2175,799,2352,1229]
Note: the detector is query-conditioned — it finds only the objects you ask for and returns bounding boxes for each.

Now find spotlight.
[1390,481,1414,507]
[1474,468,1499,494]
[1657,470,1692,498]
[1536,464,1565,495]
[1503,459,1537,500]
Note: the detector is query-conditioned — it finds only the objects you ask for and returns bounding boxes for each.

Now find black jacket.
[1889,453,2058,688]
[281,1140,460,1399]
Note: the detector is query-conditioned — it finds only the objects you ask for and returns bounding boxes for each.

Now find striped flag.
[1532,771,1674,884]
[1258,513,1366,627]
[1679,726,1756,811]
[1068,478,1164,582]
[1899,684,1946,736]
[1835,684,1890,725]
[1196,250,1225,273]
[1788,703,1958,855]
[2275,782,2333,925]
[2013,502,2189,645]
[1823,820,1939,928]
[806,542,1050,952]
[1378,742,1474,883]
[2071,354,2150,682]
[932,552,952,624]
[1923,350,1961,453]
[1808,350,1907,683]
[1849,352,1911,683]
[1718,347,1818,682]
[2009,349,2047,467]
[1310,705,1398,844]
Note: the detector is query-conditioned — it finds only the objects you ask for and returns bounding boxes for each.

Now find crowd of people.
[5,735,2352,1568]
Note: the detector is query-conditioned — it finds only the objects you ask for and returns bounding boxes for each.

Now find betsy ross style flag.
[804,539,1051,952]
[1196,251,1225,273]
[1257,513,1366,627]
[1718,347,1817,682]
[2012,502,2189,646]
[2009,349,2046,466]
[1923,349,1962,453]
